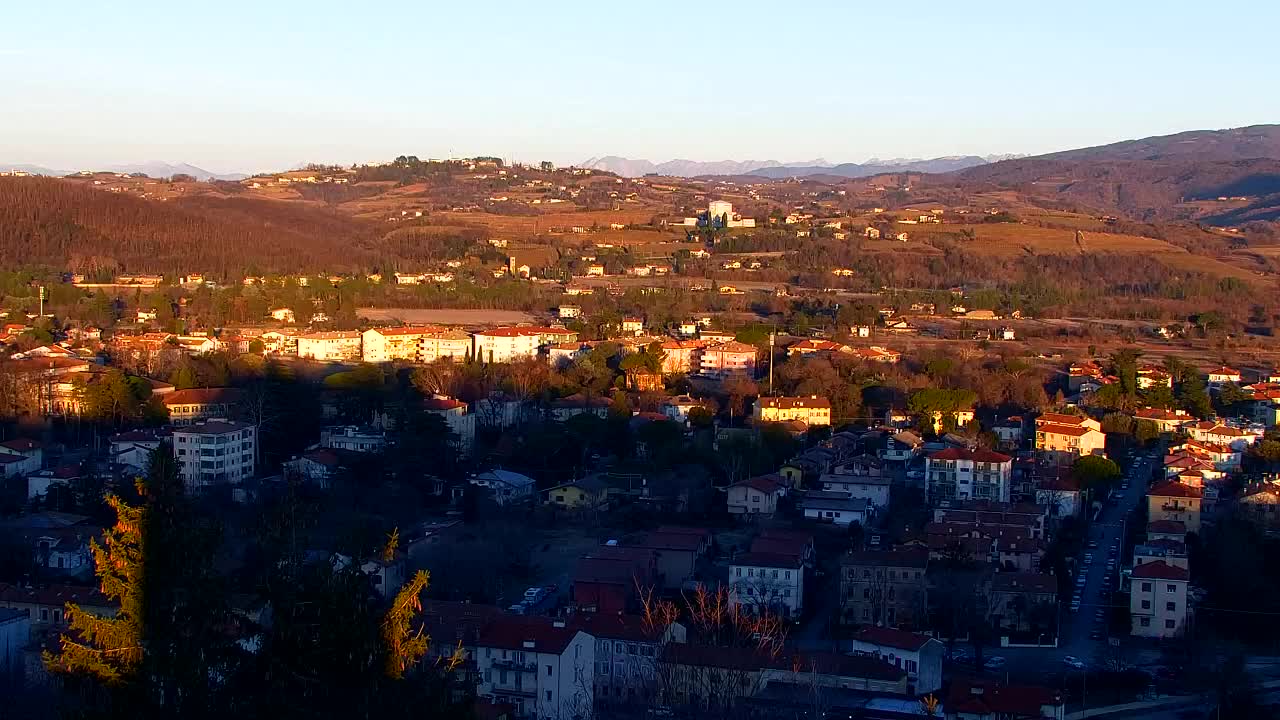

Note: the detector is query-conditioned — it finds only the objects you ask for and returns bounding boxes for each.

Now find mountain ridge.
[0,161,246,181]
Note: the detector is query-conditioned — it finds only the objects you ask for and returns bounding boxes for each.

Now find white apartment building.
[362,326,432,363]
[425,396,477,455]
[819,473,891,509]
[297,330,362,361]
[172,420,256,492]
[421,329,472,362]
[699,340,757,379]
[924,448,1014,504]
[472,327,578,363]
[729,552,805,619]
[1130,560,1191,638]
[476,616,595,720]
[579,616,685,709]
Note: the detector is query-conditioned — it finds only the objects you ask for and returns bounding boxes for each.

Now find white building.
[297,331,362,362]
[472,327,578,363]
[800,493,872,527]
[1130,560,1191,638]
[729,551,805,619]
[924,448,1014,505]
[818,473,891,509]
[470,469,536,505]
[578,615,685,710]
[475,616,595,720]
[847,626,945,695]
[0,608,30,678]
[172,420,257,492]
[109,430,167,474]
[425,396,477,456]
[320,426,387,453]
[0,439,42,477]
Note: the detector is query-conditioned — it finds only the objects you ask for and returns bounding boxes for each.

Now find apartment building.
[361,326,435,362]
[753,395,832,427]
[699,340,757,379]
[848,626,945,695]
[172,420,256,492]
[579,615,684,710]
[297,330,362,361]
[475,616,595,720]
[1130,560,1190,638]
[319,425,386,453]
[163,387,244,426]
[1035,413,1105,460]
[839,550,929,629]
[1148,481,1202,534]
[421,328,473,362]
[924,448,1014,504]
[728,552,805,619]
[473,327,578,363]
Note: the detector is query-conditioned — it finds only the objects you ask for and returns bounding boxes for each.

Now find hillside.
[1041,124,1280,164]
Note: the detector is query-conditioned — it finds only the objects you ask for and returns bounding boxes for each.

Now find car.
[1062,656,1086,669]
[1090,630,1105,640]
[1087,540,1099,549]
[984,656,1006,669]
[1095,610,1106,620]
[1121,482,1130,490]
[1108,546,1119,556]
[1070,603,1081,613]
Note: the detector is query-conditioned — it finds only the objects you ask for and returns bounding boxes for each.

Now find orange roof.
[1149,481,1202,499]
[1131,560,1190,581]
[928,448,1013,463]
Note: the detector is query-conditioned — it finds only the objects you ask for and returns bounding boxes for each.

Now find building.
[1148,481,1202,534]
[946,679,1065,720]
[298,330,362,362]
[818,473,891,509]
[473,327,578,363]
[1130,560,1191,638]
[425,396,477,455]
[620,317,644,336]
[475,616,595,720]
[925,448,1014,505]
[1135,408,1192,433]
[320,425,387,453]
[699,341,757,379]
[558,305,582,320]
[172,420,256,492]
[729,552,805,619]
[163,387,244,426]
[687,200,755,229]
[839,550,929,629]
[470,469,536,505]
[800,493,872,527]
[753,396,832,427]
[988,573,1058,632]
[631,527,711,591]
[109,429,168,473]
[1034,413,1105,460]
[362,326,437,363]
[572,547,658,614]
[847,625,945,694]
[1207,366,1242,387]
[578,614,684,710]
[544,476,612,510]
[0,607,29,679]
[0,438,42,477]
[420,329,473,363]
[0,582,114,637]
[726,475,784,517]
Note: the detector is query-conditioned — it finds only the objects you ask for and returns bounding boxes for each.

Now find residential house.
[661,395,706,424]
[1130,560,1191,638]
[475,616,595,720]
[847,625,945,694]
[946,679,1065,720]
[753,395,831,427]
[1135,408,1192,433]
[572,546,658,613]
[787,339,853,357]
[473,327,578,363]
[839,550,929,629]
[1034,413,1105,461]
[882,431,924,462]
[544,476,612,510]
[0,438,42,477]
[172,420,256,492]
[632,527,710,591]
[659,340,704,374]
[549,394,611,421]
[0,607,29,678]
[1237,482,1280,530]
[729,552,805,618]
[1207,366,1242,388]
[992,417,1024,450]
[819,473,890,509]
[726,475,784,517]
[1185,421,1260,451]
[470,469,536,505]
[425,396,477,455]
[320,425,387,453]
[0,582,114,638]
[109,429,169,473]
[1148,481,1202,534]
[362,326,437,363]
[163,387,244,425]
[801,492,872,527]
[988,573,1057,632]
[297,330,362,361]
[925,448,1014,505]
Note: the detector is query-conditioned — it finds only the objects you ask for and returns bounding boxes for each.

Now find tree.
[1071,455,1121,493]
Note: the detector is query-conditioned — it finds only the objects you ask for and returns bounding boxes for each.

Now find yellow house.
[928,409,975,434]
[1148,481,1202,534]
[544,477,610,509]
[1035,413,1106,459]
[754,396,832,427]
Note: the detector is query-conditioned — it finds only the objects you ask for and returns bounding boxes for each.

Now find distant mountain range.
[579,154,1023,178]
[0,161,246,181]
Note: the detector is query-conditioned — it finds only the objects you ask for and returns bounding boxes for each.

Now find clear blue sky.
[3,0,1277,174]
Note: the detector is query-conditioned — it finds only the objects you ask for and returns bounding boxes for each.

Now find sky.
[3,0,1278,175]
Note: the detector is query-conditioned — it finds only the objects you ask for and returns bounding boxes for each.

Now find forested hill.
[0,177,383,276]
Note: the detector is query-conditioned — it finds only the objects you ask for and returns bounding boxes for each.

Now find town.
[3,242,1280,719]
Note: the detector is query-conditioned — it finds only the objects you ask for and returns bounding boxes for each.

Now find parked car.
[1062,656,1086,669]
[984,656,1007,669]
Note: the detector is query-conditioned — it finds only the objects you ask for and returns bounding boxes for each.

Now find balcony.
[491,658,538,673]
[491,684,538,698]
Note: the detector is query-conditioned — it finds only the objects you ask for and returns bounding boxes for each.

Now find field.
[357,308,538,326]
[437,208,666,237]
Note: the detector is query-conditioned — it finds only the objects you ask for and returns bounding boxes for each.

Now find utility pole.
[39,286,46,317]
[768,331,775,395]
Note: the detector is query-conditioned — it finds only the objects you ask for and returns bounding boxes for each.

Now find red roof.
[928,447,1013,463]
[572,613,664,642]
[0,438,41,453]
[1149,481,1202,499]
[1131,560,1190,581]
[1038,412,1087,426]
[732,475,782,494]
[1147,519,1187,534]
[948,680,1062,716]
[0,582,113,609]
[1037,423,1095,437]
[635,531,703,553]
[474,326,575,338]
[750,536,810,557]
[162,387,244,406]
[732,552,803,569]
[850,625,935,652]
[475,616,582,654]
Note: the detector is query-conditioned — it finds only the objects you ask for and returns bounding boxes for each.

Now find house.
[473,327,578,363]
[320,425,387,453]
[946,679,1065,720]
[882,431,924,462]
[1135,408,1192,433]
[576,614,685,709]
[290,448,343,487]
[839,549,929,629]
[819,473,891,509]
[0,438,42,477]
[659,339,704,373]
[1130,560,1191,638]
[926,408,975,434]
[572,546,658,613]
[544,476,611,510]
[661,395,707,424]
[26,465,83,501]
[474,616,595,720]
[729,551,805,618]
[753,396,831,427]
[1148,481,1202,534]
[549,394,611,421]
[0,513,100,579]
[163,387,244,425]
[988,573,1057,632]
[925,448,1014,505]
[632,527,711,590]
[109,429,168,473]
[297,330,362,362]
[1185,421,1260,451]
[557,305,582,320]
[1034,413,1105,461]
[621,317,644,336]
[800,493,872,527]
[425,396,477,455]
[1236,482,1280,530]
[362,326,440,363]
[1147,519,1187,543]
[0,582,115,638]
[847,625,945,694]
[788,339,853,357]
[698,341,757,379]
[726,475,784,517]
[172,420,256,492]
[1207,366,1242,388]
[470,469,536,506]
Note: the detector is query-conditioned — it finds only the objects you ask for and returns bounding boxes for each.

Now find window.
[888,570,896,580]
[546,691,552,702]
[736,568,742,577]
[863,588,870,599]
[547,665,553,676]
[747,568,754,578]
[41,609,48,621]
[627,643,637,655]
[907,660,917,673]
[1166,602,1176,611]
[784,570,791,580]
[1140,618,1150,627]
[615,642,624,653]
[1167,584,1177,593]
[862,608,870,620]
[782,589,790,598]
[1141,600,1151,609]
[1141,582,1152,592]
[1165,619,1176,629]
[863,569,871,579]
[771,570,779,579]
